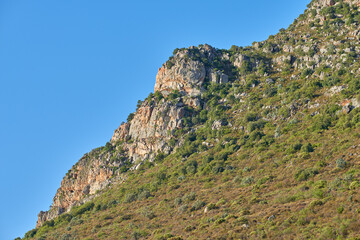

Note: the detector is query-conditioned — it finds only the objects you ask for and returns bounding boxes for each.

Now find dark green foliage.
[301,143,314,153]
[127,113,135,122]
[286,143,303,154]
[301,68,314,78]
[24,229,37,238]
[136,100,143,110]
[154,91,164,102]
[120,161,132,173]
[103,142,113,152]
[185,160,198,174]
[264,87,277,97]
[247,120,267,132]
[166,60,175,69]
[295,168,319,181]
[154,152,167,163]
[244,112,258,122]
[167,90,182,101]
[312,114,333,130]
[73,202,95,217]
[42,219,55,227]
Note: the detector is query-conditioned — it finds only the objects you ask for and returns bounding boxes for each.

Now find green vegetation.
[22,0,360,239]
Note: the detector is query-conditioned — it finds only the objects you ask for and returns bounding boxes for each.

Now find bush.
[337,206,345,214]
[244,112,258,122]
[69,217,83,226]
[178,204,188,212]
[24,229,37,238]
[137,189,152,200]
[154,152,167,163]
[127,113,135,122]
[242,176,254,185]
[141,207,156,219]
[174,197,182,206]
[214,218,226,224]
[73,202,95,217]
[191,200,206,211]
[295,168,319,181]
[336,158,347,169]
[206,203,217,211]
[124,192,138,203]
[247,120,267,132]
[166,61,175,69]
[183,192,196,202]
[301,143,314,153]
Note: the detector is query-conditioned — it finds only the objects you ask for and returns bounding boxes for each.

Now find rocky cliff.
[36,44,235,227]
[35,0,360,231]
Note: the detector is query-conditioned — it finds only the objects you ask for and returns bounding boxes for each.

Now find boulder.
[209,70,229,84]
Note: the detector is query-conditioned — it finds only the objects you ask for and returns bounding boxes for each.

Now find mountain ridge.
[23,0,360,239]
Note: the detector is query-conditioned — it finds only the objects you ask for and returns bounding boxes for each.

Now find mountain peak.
[24,1,360,239]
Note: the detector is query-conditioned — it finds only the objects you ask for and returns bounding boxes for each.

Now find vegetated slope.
[22,0,360,239]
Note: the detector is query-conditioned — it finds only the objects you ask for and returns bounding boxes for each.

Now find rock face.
[112,99,187,164]
[154,44,233,96]
[154,52,206,96]
[209,70,229,84]
[37,99,189,227]
[111,122,130,143]
[37,45,230,227]
[36,151,120,227]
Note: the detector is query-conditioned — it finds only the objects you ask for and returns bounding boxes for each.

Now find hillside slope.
[22,0,360,239]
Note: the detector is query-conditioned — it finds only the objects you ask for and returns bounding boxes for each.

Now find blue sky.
[0,0,310,239]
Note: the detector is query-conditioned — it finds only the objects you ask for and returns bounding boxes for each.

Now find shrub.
[242,176,254,185]
[166,61,175,69]
[287,143,303,154]
[247,120,267,132]
[214,218,226,224]
[178,204,188,212]
[295,168,319,181]
[191,200,206,211]
[127,113,135,122]
[174,197,182,206]
[337,206,345,214]
[141,207,156,219]
[336,158,347,169]
[69,217,83,226]
[244,112,258,122]
[24,229,37,238]
[183,192,196,202]
[73,202,95,217]
[301,143,314,153]
[124,192,138,203]
[206,203,217,211]
[137,189,152,200]
[154,152,167,163]
[309,200,323,208]
[103,142,113,152]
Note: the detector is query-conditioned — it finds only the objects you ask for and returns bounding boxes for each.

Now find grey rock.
[209,70,229,84]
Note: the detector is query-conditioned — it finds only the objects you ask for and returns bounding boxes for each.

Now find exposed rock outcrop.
[36,151,120,227]
[154,52,206,97]
[116,99,187,164]
[37,46,226,227]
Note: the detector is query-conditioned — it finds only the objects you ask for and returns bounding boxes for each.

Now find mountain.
[22,0,360,239]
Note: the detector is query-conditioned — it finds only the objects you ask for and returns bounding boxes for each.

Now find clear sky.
[0,0,310,239]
